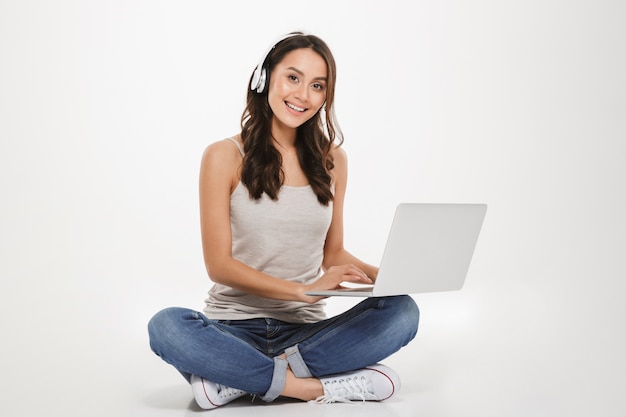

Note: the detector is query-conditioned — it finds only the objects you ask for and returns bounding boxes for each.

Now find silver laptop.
[305,203,487,297]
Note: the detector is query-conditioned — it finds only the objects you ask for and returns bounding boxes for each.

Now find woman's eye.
[312,83,325,91]
[288,75,299,82]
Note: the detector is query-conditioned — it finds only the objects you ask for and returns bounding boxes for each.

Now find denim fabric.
[148,295,419,402]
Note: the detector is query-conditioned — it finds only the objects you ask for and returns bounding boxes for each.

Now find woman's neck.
[271,119,297,150]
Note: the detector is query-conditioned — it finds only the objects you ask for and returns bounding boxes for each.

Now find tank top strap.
[225,137,245,157]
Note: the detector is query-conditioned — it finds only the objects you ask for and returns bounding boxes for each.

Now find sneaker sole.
[190,375,219,409]
[364,364,401,401]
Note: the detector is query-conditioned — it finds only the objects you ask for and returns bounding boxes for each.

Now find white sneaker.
[312,364,401,404]
[190,374,247,409]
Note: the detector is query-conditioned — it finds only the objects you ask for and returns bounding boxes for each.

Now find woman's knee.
[400,295,420,319]
[148,307,179,335]
[147,307,193,355]
[388,295,420,341]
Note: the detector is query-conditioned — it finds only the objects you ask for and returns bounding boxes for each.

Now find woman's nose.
[294,83,309,101]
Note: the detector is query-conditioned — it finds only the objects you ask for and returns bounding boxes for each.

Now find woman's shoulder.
[203,136,243,160]
[330,144,347,166]
[201,135,244,175]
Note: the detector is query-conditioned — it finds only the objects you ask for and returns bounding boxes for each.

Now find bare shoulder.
[202,137,242,166]
[203,136,241,158]
[200,137,243,188]
[330,144,347,166]
[329,145,348,188]
[330,145,348,175]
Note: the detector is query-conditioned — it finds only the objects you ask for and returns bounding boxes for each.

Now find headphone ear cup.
[250,32,306,94]
[256,67,268,94]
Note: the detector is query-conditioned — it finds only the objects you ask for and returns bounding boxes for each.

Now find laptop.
[305,203,487,297]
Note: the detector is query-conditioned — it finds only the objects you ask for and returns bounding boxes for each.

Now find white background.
[1,1,625,416]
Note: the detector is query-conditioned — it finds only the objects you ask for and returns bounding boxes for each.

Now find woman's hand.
[299,264,374,304]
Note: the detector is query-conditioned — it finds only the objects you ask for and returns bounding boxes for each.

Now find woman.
[148,32,419,409]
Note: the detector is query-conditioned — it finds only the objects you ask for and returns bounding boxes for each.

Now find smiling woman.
[147,31,420,411]
[268,51,328,131]
[241,33,340,202]
[264,48,330,188]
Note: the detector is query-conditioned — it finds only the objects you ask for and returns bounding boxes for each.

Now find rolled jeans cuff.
[285,344,313,378]
[260,357,288,402]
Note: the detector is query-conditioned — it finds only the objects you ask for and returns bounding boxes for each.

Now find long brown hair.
[240,33,342,206]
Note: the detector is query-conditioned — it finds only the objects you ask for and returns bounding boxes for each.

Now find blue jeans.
[148,295,419,402]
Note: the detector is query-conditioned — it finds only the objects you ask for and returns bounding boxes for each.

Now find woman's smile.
[285,101,307,113]
[268,48,328,132]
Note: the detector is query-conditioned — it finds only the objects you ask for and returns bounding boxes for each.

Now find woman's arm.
[200,139,373,304]
[199,140,305,301]
[321,147,379,280]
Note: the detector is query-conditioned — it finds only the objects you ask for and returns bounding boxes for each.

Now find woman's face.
[267,48,328,133]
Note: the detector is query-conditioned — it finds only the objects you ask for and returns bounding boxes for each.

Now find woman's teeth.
[285,102,305,112]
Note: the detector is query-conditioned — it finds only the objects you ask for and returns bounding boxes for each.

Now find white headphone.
[250,32,306,94]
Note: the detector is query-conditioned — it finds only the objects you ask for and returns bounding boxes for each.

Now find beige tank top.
[202,138,332,323]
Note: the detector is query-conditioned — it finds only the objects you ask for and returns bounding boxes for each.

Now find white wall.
[1,1,624,416]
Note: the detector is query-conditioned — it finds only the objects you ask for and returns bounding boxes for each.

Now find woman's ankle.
[280,368,323,401]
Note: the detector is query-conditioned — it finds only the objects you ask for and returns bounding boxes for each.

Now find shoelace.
[310,376,376,404]
[216,384,246,400]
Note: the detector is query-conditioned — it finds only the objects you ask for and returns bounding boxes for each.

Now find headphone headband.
[250,32,306,94]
